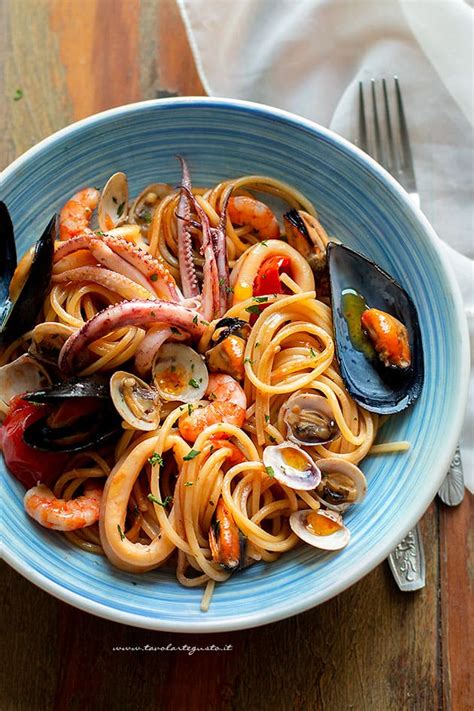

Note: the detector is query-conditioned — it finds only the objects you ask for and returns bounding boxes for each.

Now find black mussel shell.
[23,405,121,452]
[0,202,17,313]
[328,243,424,414]
[24,376,110,403]
[213,317,250,345]
[0,213,56,345]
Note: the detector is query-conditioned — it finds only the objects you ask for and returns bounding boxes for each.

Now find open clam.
[98,172,129,231]
[315,458,366,512]
[282,392,340,446]
[289,509,350,550]
[262,441,321,490]
[152,343,209,403]
[110,371,161,431]
[0,212,56,345]
[128,183,171,228]
[328,243,423,414]
[0,354,51,410]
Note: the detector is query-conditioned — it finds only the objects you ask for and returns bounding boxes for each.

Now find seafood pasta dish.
[0,158,422,610]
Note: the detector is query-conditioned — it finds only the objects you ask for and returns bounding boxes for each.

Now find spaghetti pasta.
[0,163,408,610]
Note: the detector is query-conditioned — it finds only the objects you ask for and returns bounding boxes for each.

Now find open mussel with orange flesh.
[0,206,56,345]
[22,377,121,452]
[328,243,423,414]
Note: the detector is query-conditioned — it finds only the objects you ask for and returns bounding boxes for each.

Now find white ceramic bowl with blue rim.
[1,98,469,632]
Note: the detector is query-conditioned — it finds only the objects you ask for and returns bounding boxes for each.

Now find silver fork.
[357,78,465,591]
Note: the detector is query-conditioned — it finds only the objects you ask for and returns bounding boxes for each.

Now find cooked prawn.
[228,196,280,240]
[178,373,247,442]
[59,187,100,240]
[24,482,102,531]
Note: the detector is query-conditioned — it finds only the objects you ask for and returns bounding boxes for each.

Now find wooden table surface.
[1,2,472,709]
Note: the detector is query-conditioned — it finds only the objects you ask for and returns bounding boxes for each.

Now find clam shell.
[110,371,161,431]
[128,183,171,226]
[0,354,51,408]
[328,243,423,414]
[152,343,208,403]
[98,172,129,231]
[289,509,350,550]
[282,391,340,446]
[262,442,321,490]
[315,458,367,512]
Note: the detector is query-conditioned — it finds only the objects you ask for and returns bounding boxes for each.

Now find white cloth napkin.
[178,0,474,491]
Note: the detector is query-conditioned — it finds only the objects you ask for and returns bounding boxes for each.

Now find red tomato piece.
[253,255,292,296]
[0,396,69,489]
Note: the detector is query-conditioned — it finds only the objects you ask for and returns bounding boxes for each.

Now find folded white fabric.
[178,0,474,490]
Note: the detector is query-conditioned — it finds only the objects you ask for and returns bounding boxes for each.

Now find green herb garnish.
[13,88,23,101]
[183,449,201,461]
[148,494,173,507]
[192,315,198,325]
[150,273,158,282]
[188,378,200,389]
[117,524,125,541]
[170,326,180,334]
[184,482,193,487]
[117,201,125,217]
[245,305,262,315]
[253,296,268,303]
[265,465,275,478]
[148,452,164,467]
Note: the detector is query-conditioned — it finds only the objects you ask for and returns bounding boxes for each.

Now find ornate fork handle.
[438,445,465,506]
[388,526,425,591]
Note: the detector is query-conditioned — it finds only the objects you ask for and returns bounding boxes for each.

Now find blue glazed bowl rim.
[1,97,470,632]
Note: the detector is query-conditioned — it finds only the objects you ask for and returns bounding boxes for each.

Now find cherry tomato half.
[0,396,69,489]
[253,255,292,297]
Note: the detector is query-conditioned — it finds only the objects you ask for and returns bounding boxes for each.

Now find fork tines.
[357,77,416,192]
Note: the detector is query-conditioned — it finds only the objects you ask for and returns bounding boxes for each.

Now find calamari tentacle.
[59,299,207,373]
[89,239,156,295]
[51,266,154,302]
[181,187,220,321]
[54,234,94,262]
[211,190,231,313]
[176,156,199,298]
[54,232,181,302]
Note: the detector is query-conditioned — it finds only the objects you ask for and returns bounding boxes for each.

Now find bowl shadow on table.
[2,507,439,711]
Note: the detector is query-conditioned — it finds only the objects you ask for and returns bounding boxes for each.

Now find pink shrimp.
[24,482,102,531]
[228,196,280,240]
[59,187,100,240]
[178,373,247,442]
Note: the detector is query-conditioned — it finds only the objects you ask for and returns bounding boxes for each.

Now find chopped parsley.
[187,403,193,416]
[95,230,106,236]
[148,452,164,467]
[117,524,125,541]
[255,342,260,349]
[117,201,125,217]
[188,378,200,389]
[245,305,262,315]
[143,211,153,224]
[253,296,268,303]
[265,465,275,478]
[13,88,23,101]
[150,273,158,282]
[148,493,173,507]
[264,414,270,423]
[192,315,198,325]
[170,326,180,334]
[184,482,193,487]
[309,347,317,358]
[200,319,209,326]
[183,449,201,461]
[261,240,268,247]
[243,357,254,364]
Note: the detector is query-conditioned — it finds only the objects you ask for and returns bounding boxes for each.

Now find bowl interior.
[1,99,468,631]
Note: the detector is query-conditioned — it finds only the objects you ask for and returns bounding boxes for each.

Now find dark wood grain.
[1,1,472,710]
